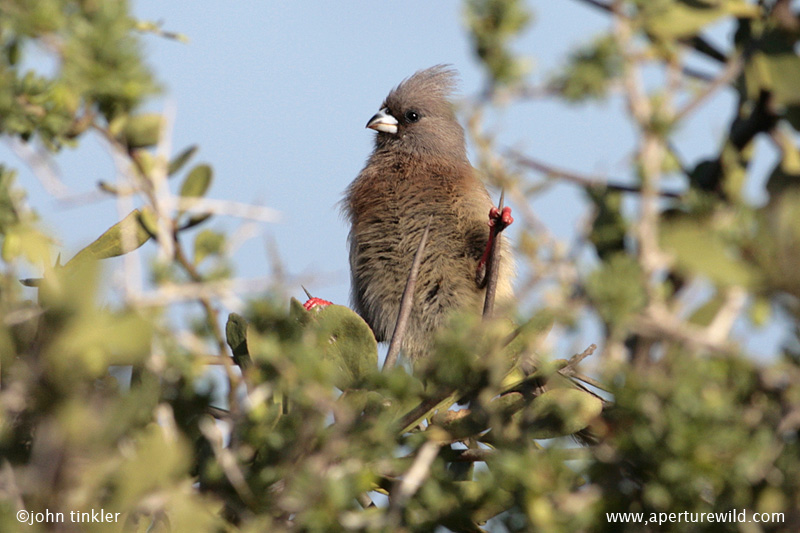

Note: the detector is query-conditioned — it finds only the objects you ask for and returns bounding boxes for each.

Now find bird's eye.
[404,110,420,123]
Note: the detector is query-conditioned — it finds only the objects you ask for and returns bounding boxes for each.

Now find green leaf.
[180,164,212,199]
[642,1,757,41]
[587,188,627,260]
[464,0,532,86]
[2,223,53,266]
[688,292,725,327]
[193,229,224,265]
[178,164,212,217]
[434,392,525,440]
[50,310,153,376]
[117,113,163,149]
[168,145,198,176]
[585,254,646,328]
[132,149,155,177]
[748,296,771,327]
[180,213,212,231]
[525,388,603,439]
[644,5,725,41]
[766,159,800,199]
[744,28,800,112]
[661,217,759,288]
[66,208,153,266]
[306,303,378,390]
[112,424,192,508]
[226,313,250,369]
[137,206,159,236]
[290,297,312,325]
[553,35,622,102]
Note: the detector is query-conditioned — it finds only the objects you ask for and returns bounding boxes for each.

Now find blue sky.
[1,1,785,359]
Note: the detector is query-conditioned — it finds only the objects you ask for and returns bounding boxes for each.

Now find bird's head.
[366,65,468,163]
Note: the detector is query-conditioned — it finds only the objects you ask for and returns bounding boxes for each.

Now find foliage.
[0,0,799,532]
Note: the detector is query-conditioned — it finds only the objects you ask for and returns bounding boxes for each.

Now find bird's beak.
[366,108,398,134]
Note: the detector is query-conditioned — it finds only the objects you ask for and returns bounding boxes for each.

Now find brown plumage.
[343,65,513,360]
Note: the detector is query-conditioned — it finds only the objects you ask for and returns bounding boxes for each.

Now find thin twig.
[681,66,716,83]
[674,55,743,124]
[572,0,614,14]
[207,406,231,420]
[633,304,739,355]
[444,447,494,463]
[482,190,505,318]
[357,493,376,509]
[705,286,747,345]
[572,372,611,393]
[7,139,71,199]
[562,344,597,375]
[613,0,671,291]
[398,393,458,435]
[165,196,281,223]
[199,416,256,506]
[387,440,441,519]
[509,151,682,198]
[687,36,728,64]
[383,217,432,371]
[173,239,244,420]
[127,276,271,308]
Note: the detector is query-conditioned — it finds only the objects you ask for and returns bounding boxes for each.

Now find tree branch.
[509,151,683,198]
[383,217,432,371]
[482,190,505,318]
[674,54,743,124]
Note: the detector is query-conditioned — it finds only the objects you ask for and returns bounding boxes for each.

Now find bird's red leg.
[476,206,513,287]
[303,297,333,311]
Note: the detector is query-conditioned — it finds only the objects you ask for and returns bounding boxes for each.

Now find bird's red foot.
[476,206,513,287]
[303,297,332,311]
[488,206,514,231]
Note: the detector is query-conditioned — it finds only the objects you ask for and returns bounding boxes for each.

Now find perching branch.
[482,190,506,318]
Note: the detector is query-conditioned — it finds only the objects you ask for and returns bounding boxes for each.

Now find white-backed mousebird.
[343,65,514,361]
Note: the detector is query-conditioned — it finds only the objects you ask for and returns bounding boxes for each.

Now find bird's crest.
[385,65,459,114]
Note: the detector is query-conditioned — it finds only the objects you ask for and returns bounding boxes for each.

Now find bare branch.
[572,372,611,393]
[128,276,272,309]
[7,139,71,199]
[398,393,458,435]
[199,416,256,506]
[633,304,739,355]
[612,1,671,290]
[571,0,614,14]
[687,36,728,64]
[681,66,717,83]
[674,55,743,124]
[563,344,598,375]
[706,287,748,345]
[483,190,505,318]
[383,217,432,371]
[443,447,494,463]
[509,151,682,198]
[166,196,281,224]
[388,440,441,517]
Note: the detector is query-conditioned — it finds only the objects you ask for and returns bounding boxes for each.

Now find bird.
[342,65,514,361]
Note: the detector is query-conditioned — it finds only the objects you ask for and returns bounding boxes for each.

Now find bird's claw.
[489,206,514,231]
[303,297,333,311]
[476,206,513,288]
